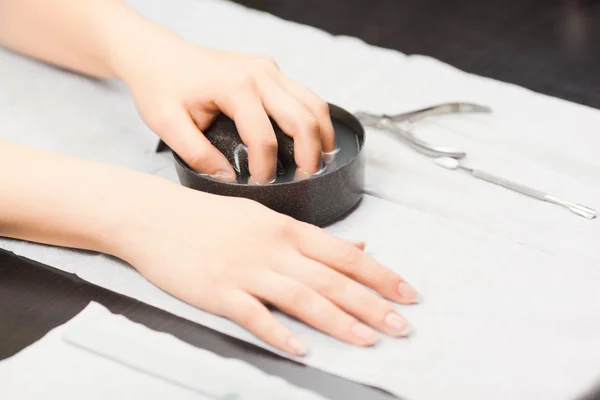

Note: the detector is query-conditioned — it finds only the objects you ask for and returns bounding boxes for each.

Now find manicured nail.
[351,323,379,345]
[213,170,237,182]
[312,163,327,176]
[286,336,309,356]
[384,312,411,337]
[201,170,236,182]
[322,147,340,164]
[397,282,420,304]
[248,174,276,185]
[295,163,326,181]
[294,168,312,181]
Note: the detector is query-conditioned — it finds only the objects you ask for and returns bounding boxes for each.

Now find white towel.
[1,0,600,399]
[0,302,326,400]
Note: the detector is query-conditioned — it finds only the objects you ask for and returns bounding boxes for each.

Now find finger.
[258,78,322,175]
[216,89,278,184]
[153,106,236,181]
[215,289,309,356]
[294,223,420,305]
[276,258,411,338]
[277,75,336,153]
[246,270,380,347]
[350,241,366,251]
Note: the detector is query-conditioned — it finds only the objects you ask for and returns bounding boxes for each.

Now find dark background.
[236,0,600,109]
[2,0,600,399]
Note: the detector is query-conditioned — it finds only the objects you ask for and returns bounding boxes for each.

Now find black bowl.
[169,104,365,227]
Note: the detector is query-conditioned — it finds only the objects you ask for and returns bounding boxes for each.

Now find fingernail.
[322,147,340,164]
[313,163,327,176]
[397,282,420,304]
[384,312,411,337]
[295,163,326,181]
[202,170,237,182]
[214,170,237,182]
[294,168,312,181]
[351,323,379,345]
[286,336,309,356]
[248,177,267,185]
[248,173,277,185]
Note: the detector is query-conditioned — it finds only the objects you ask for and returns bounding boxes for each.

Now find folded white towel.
[0,302,325,400]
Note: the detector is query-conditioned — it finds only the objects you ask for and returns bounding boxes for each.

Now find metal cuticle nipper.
[354,102,492,159]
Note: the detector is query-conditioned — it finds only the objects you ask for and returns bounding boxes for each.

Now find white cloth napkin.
[0,302,326,400]
[1,0,600,399]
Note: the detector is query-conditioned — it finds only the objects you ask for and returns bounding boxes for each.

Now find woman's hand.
[1,0,334,183]
[0,0,419,357]
[111,25,335,184]
[1,138,418,357]
[111,185,419,356]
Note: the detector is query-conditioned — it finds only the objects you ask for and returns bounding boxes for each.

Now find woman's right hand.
[110,182,419,356]
[111,23,336,184]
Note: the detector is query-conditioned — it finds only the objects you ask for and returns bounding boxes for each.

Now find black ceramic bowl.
[170,104,365,227]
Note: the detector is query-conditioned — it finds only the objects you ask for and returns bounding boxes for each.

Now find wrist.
[94,3,183,83]
[95,171,176,257]
[97,170,207,266]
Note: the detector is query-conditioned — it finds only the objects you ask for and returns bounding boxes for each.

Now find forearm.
[0,0,170,78]
[0,139,181,255]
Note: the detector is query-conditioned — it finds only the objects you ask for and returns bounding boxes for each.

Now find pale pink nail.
[351,323,379,345]
[397,282,420,304]
[248,173,276,185]
[286,336,309,356]
[384,312,411,337]
[213,170,237,182]
[200,170,236,182]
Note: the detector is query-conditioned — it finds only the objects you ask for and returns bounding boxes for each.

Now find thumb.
[156,108,236,182]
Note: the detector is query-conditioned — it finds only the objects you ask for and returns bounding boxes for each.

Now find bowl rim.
[171,103,366,188]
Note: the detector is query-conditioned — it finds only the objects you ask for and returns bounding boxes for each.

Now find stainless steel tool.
[434,156,597,219]
[355,102,596,220]
[355,102,492,159]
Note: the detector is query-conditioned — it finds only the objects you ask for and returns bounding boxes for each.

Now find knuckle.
[339,245,363,267]
[254,55,279,71]
[315,100,330,117]
[286,285,311,306]
[303,221,322,236]
[239,307,265,332]
[233,71,257,90]
[148,105,179,134]
[256,131,278,149]
[274,215,298,237]
[316,274,346,297]
[362,291,393,315]
[294,113,319,138]
[187,148,211,170]
[303,115,320,136]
